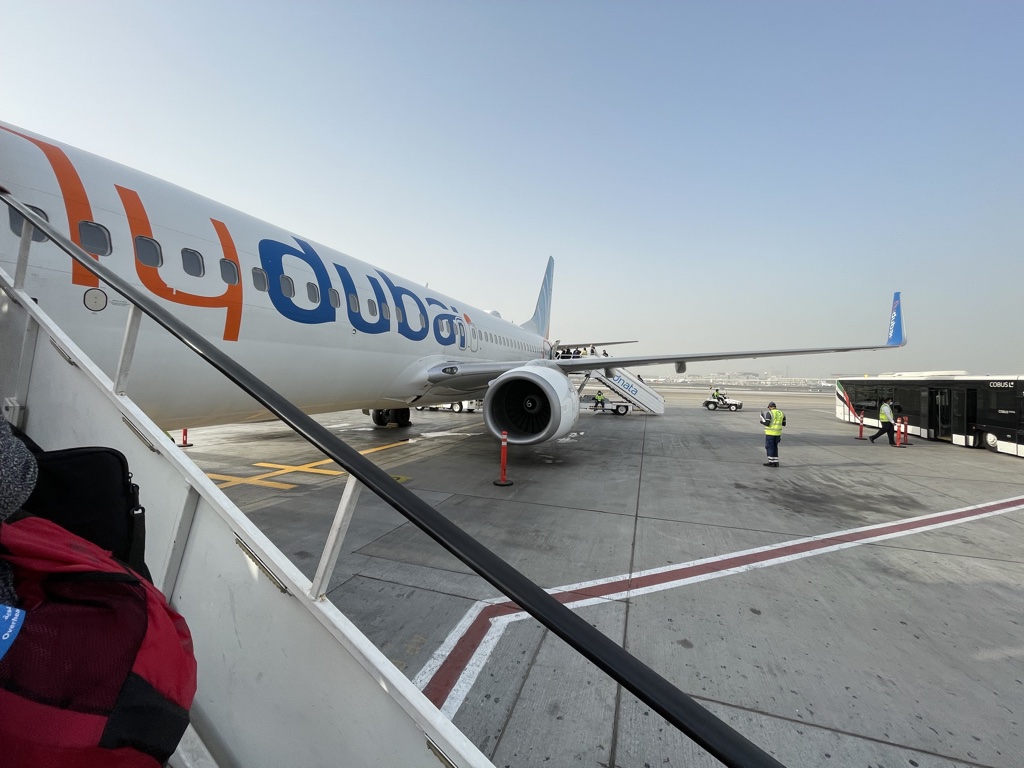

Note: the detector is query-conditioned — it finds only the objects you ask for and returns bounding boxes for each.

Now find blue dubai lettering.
[376,271,429,341]
[260,236,468,346]
[333,263,391,334]
[259,238,335,324]
[427,298,459,347]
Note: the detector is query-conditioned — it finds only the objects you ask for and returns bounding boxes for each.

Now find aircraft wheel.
[706,402,717,410]
[982,431,999,451]
[451,401,464,413]
[615,405,628,415]
[729,404,738,411]
[393,408,412,427]
[371,409,389,427]
[415,406,425,411]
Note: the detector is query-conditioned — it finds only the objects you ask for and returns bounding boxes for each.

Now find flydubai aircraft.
[0,122,906,445]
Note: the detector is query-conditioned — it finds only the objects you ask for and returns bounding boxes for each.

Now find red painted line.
[421,602,520,704]
[421,496,1024,708]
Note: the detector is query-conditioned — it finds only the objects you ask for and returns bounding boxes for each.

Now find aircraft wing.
[424,292,905,385]
[554,340,638,350]
[554,291,907,375]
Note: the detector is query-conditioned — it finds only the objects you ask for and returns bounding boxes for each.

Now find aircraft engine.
[483,366,580,445]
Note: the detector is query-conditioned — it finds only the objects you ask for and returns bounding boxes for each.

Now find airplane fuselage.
[0,122,550,428]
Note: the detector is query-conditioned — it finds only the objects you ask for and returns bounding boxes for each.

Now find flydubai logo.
[888,300,900,341]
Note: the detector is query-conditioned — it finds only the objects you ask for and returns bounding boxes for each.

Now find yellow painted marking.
[360,439,413,456]
[253,459,344,476]
[207,439,412,489]
[206,473,296,490]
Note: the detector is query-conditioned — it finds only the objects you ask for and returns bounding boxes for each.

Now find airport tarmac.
[184,388,1024,768]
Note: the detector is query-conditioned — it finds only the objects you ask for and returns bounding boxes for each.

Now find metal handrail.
[0,190,784,768]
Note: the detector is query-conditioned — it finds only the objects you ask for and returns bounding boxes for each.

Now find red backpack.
[0,515,197,767]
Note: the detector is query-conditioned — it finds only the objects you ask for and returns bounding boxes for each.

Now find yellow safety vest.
[879,403,892,422]
[764,409,785,436]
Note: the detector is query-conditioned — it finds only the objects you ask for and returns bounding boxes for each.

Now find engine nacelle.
[483,365,580,445]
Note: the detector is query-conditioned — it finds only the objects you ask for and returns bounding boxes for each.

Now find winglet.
[886,292,906,347]
[519,256,555,339]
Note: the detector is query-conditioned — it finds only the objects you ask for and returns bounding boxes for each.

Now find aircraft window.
[395,306,403,323]
[251,267,268,292]
[347,293,359,313]
[440,318,450,335]
[381,303,391,320]
[182,248,205,277]
[419,312,427,328]
[368,299,377,317]
[306,282,319,304]
[78,221,111,256]
[280,275,295,298]
[133,236,163,268]
[8,205,49,242]
[219,258,240,285]
[329,288,341,308]
[471,328,477,340]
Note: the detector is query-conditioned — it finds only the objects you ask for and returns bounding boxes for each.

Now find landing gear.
[371,408,412,428]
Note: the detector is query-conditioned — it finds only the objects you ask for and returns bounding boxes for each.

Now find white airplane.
[0,121,906,445]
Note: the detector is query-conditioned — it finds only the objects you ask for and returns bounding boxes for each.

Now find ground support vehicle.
[702,396,743,411]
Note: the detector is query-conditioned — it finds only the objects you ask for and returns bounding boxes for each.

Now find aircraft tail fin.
[520,256,554,339]
[886,292,906,347]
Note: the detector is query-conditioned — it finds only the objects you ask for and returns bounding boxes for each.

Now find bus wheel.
[982,432,999,451]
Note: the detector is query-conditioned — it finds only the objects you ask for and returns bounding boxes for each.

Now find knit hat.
[0,419,38,605]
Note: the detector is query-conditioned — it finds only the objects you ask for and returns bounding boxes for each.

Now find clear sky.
[3,2,1021,378]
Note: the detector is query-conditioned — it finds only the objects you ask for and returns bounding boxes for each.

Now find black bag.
[11,427,151,581]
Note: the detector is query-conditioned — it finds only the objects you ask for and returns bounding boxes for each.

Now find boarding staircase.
[583,367,666,414]
[0,191,782,768]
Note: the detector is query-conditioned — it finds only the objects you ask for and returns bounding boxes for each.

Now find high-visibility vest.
[764,409,785,436]
[880,403,892,422]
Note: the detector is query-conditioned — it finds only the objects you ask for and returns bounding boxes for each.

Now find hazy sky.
[3,2,1021,377]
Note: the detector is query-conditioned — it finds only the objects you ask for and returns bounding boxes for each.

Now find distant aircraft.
[0,122,906,445]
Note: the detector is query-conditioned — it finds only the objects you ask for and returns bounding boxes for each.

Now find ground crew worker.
[594,391,605,411]
[869,396,897,446]
[712,387,725,404]
[760,401,786,467]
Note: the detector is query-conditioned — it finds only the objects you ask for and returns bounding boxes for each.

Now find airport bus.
[836,374,1024,458]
